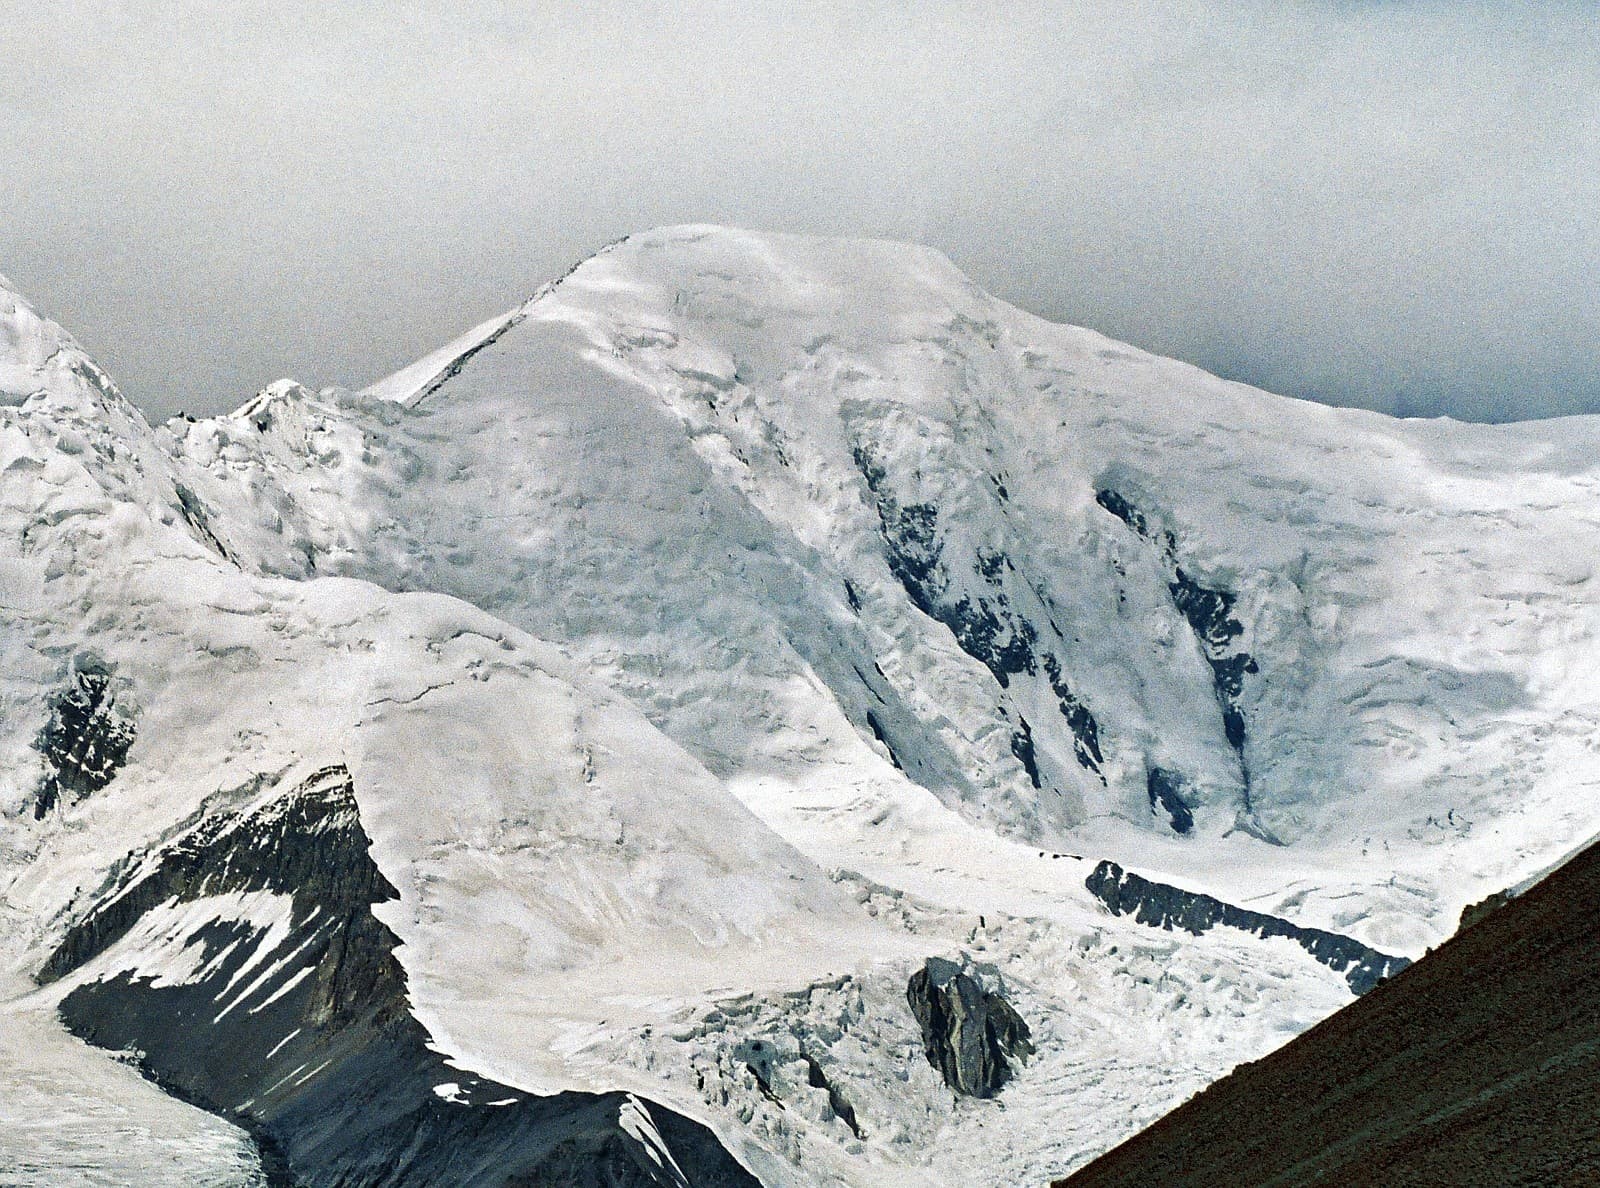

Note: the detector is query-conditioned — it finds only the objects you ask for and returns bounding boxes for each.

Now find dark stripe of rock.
[1085,860,1409,995]
[1060,840,1600,1187]
[1095,487,1260,799]
[43,766,756,1188]
[854,443,1105,779]
[1145,768,1194,835]
[1011,718,1043,789]
[1168,568,1259,762]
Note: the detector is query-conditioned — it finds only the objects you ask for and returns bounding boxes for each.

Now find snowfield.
[3,227,1600,1185]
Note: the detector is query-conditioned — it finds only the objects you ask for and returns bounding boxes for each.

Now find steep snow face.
[177,226,1600,954]
[0,281,270,1184]
[0,278,868,1184]
[6,261,1338,1187]
[0,336,1362,1186]
[0,274,183,515]
[0,272,115,412]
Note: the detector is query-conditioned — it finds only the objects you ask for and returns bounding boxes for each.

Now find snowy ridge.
[0,271,115,412]
[4,226,1600,1184]
[177,225,1600,950]
[0,281,850,1179]
[360,309,525,408]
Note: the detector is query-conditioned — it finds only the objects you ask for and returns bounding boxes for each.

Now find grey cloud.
[1,1,1595,422]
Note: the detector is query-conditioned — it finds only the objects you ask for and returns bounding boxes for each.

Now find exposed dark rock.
[906,957,1033,1098]
[1457,888,1514,934]
[1085,860,1409,995]
[1042,652,1104,773]
[855,445,1037,687]
[855,443,1105,779]
[975,546,1008,585]
[1168,566,1242,652]
[44,765,756,1188]
[1011,718,1043,789]
[1170,569,1259,759]
[32,659,136,820]
[1062,699,1104,774]
[1060,840,1600,1188]
[941,591,1035,689]
[1145,768,1194,835]
[1093,488,1149,538]
[408,307,529,406]
[173,482,235,564]
[1096,488,1259,786]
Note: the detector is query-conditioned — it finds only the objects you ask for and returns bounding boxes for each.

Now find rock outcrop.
[1456,888,1513,934]
[1095,487,1264,832]
[854,442,1106,785]
[32,659,136,820]
[1086,860,1409,994]
[1059,839,1600,1187]
[42,765,757,1188]
[906,957,1032,1098]
[1144,767,1195,834]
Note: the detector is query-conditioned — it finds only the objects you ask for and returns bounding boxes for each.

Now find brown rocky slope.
[1056,838,1600,1187]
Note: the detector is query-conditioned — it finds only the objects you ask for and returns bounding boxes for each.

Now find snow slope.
[179,226,1600,953]
[0,269,872,1183]
[5,229,1600,1184]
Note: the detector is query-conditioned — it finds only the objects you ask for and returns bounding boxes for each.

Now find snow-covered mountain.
[4,227,1599,1185]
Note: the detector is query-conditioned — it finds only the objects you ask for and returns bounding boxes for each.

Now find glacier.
[3,227,1599,1185]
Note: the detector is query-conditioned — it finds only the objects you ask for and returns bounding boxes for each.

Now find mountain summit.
[4,226,1599,1185]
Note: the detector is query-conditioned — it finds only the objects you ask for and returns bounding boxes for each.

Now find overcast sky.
[2,2,1595,422]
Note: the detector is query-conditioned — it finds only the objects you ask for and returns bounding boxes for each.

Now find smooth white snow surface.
[4,228,1600,1184]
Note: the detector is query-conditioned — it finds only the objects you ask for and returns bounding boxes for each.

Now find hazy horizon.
[3,2,1596,423]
